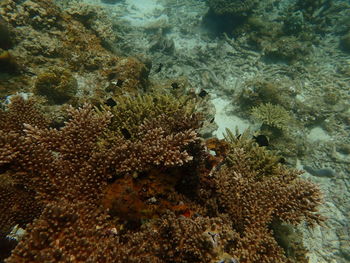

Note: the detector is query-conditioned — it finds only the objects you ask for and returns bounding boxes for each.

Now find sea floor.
[60,0,350,262]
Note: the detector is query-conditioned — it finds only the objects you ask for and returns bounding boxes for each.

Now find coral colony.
[2,0,350,262]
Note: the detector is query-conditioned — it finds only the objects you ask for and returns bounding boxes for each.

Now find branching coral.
[108,91,201,140]
[6,200,119,263]
[0,95,324,262]
[0,95,203,261]
[251,103,293,131]
[113,212,238,263]
[211,129,324,262]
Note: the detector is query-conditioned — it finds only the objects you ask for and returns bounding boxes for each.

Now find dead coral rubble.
[0,95,324,262]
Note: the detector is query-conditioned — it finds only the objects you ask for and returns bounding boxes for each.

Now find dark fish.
[171,82,179,89]
[105,98,117,107]
[155,63,163,73]
[121,128,131,139]
[253,134,269,147]
[198,89,208,98]
[210,117,215,123]
[278,157,286,164]
[116,79,124,87]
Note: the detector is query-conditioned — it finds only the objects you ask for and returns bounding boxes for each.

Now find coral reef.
[0,0,131,104]
[104,57,151,94]
[210,130,323,262]
[251,103,293,132]
[33,67,78,105]
[108,91,200,139]
[0,0,327,262]
[207,0,257,17]
[0,95,324,262]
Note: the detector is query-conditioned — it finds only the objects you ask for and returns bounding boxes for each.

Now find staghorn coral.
[224,129,282,179]
[210,129,323,263]
[6,200,119,263]
[1,96,203,261]
[0,95,49,133]
[114,212,238,263]
[1,95,324,262]
[0,172,41,238]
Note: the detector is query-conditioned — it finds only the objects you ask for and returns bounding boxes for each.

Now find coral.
[223,129,282,179]
[211,129,324,262]
[101,0,121,4]
[0,0,62,30]
[0,95,324,262]
[33,67,78,105]
[295,0,327,18]
[0,172,41,237]
[0,0,124,99]
[207,0,257,17]
[65,3,116,45]
[108,91,200,139]
[114,212,238,263]
[283,11,305,35]
[251,103,293,131]
[262,36,311,63]
[6,200,119,263]
[238,79,292,111]
[0,95,49,134]
[104,57,151,94]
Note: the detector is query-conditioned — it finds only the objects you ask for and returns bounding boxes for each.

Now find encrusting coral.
[0,94,324,262]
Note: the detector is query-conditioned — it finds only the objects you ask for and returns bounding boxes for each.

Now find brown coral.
[210,130,324,262]
[6,200,119,263]
[0,94,324,262]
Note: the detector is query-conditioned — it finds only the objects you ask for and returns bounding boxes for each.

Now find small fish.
[105,98,117,107]
[253,134,269,147]
[155,63,163,73]
[171,82,179,89]
[198,89,208,98]
[210,117,215,123]
[116,79,124,87]
[279,157,286,164]
[121,128,131,139]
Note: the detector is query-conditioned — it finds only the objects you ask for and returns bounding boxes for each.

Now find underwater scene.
[0,0,350,262]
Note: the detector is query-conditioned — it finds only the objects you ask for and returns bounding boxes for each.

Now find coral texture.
[251,103,293,131]
[0,96,324,263]
[207,0,257,16]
